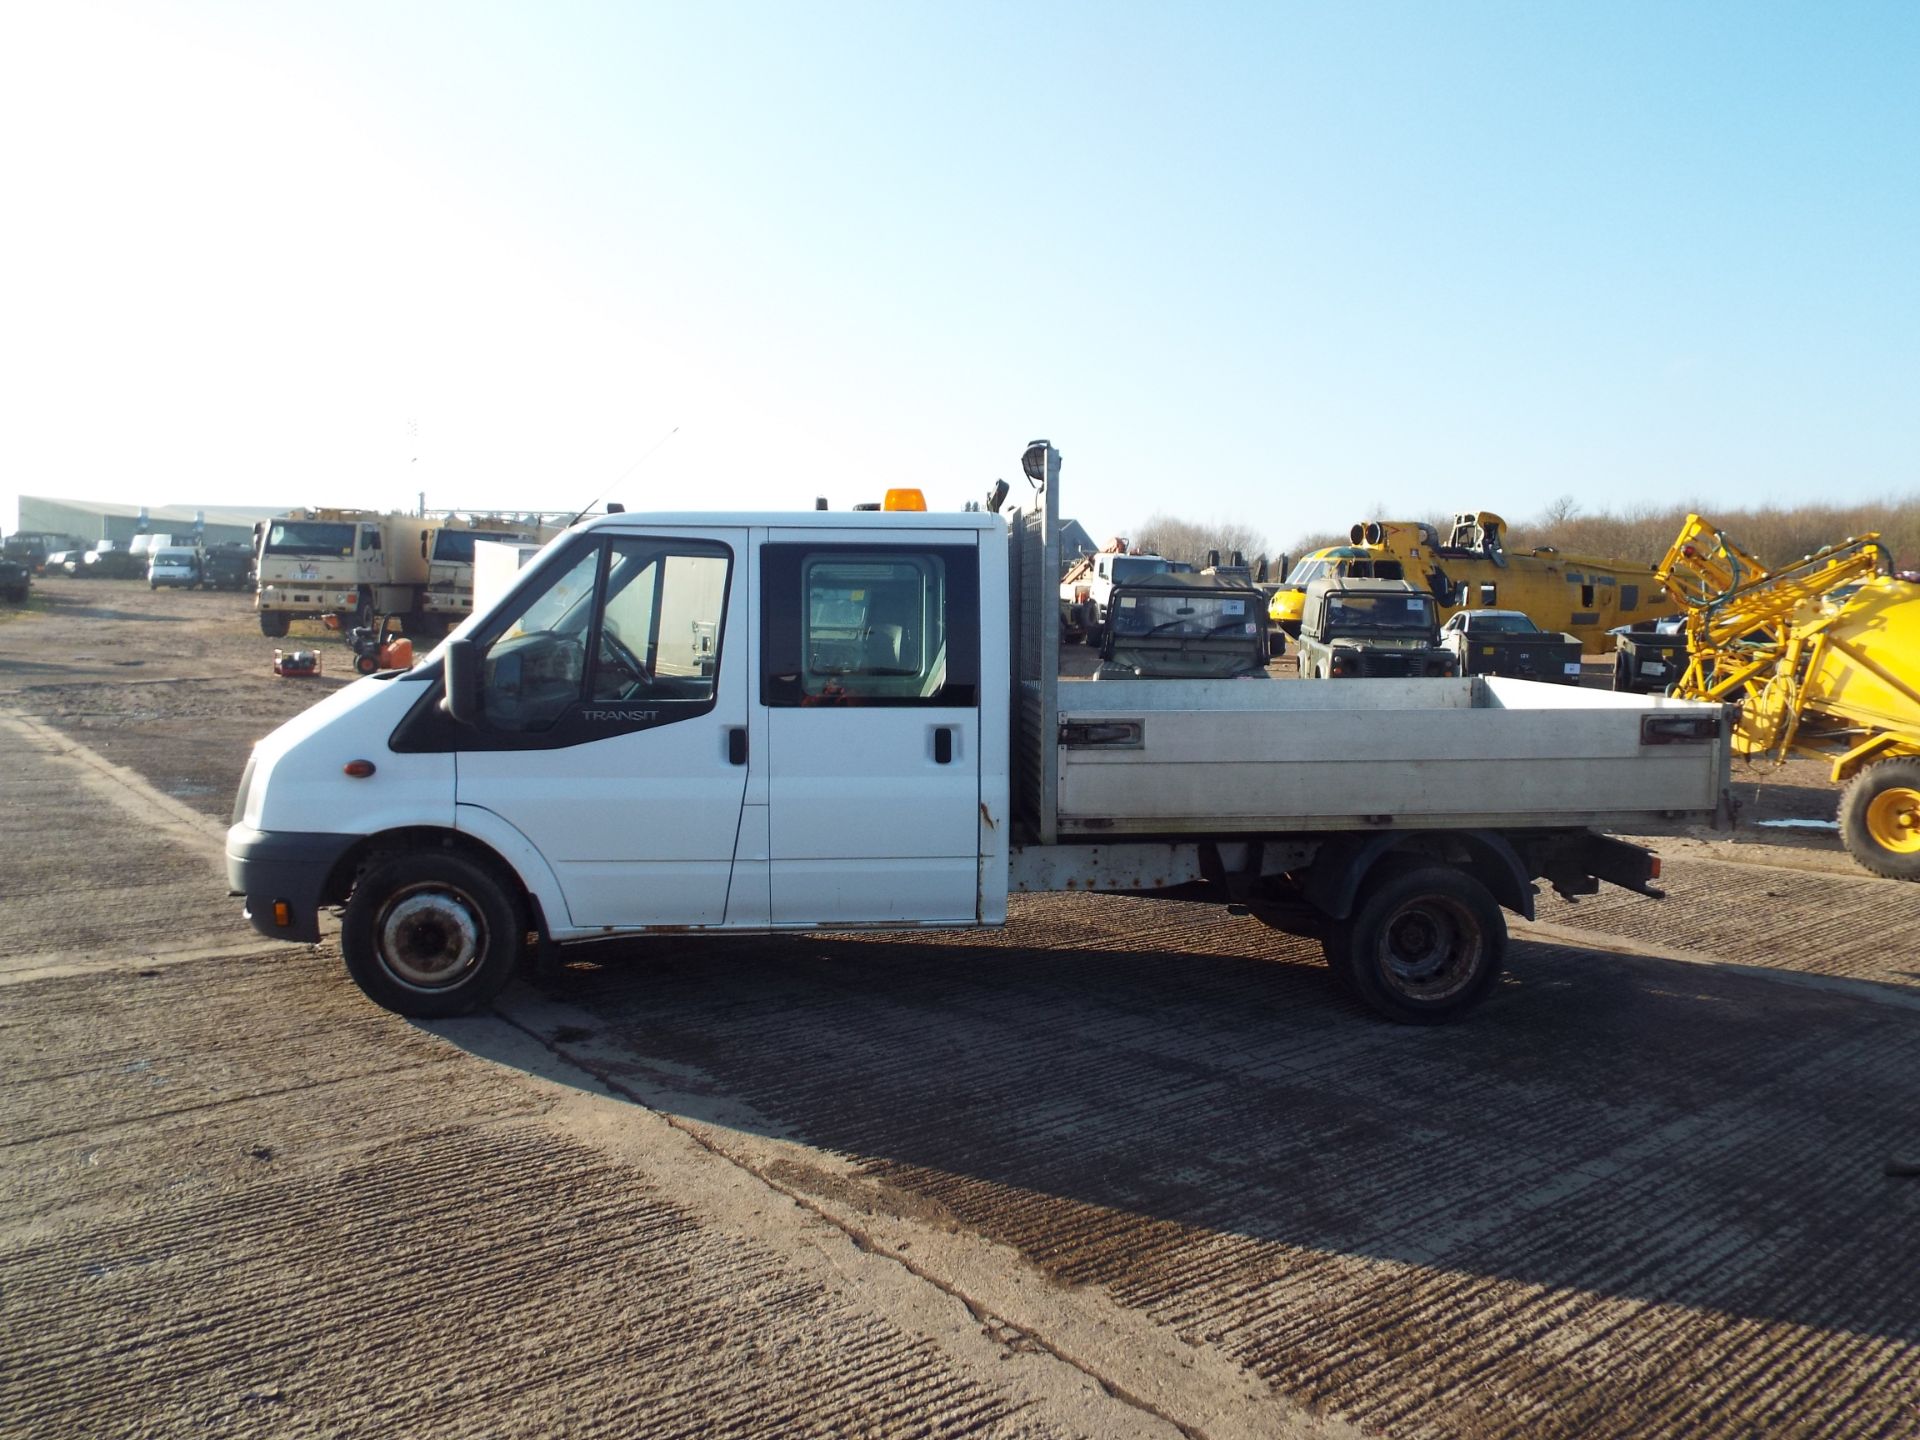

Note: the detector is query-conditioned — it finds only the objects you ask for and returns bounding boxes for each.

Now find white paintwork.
[240,676,453,834]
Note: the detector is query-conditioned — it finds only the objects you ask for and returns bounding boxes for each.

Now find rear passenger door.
[758,534,982,925]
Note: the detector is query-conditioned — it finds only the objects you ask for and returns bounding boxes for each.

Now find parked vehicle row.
[24,539,254,589]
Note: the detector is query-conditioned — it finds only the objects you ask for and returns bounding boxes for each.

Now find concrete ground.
[2,579,1917,1439]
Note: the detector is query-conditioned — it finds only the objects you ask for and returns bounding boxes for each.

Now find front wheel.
[1324,866,1506,1023]
[341,851,527,1016]
[1839,758,1920,881]
[259,610,290,638]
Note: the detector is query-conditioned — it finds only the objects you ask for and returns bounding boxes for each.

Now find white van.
[148,546,201,589]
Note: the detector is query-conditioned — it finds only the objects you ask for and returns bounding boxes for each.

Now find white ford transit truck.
[228,442,1733,1024]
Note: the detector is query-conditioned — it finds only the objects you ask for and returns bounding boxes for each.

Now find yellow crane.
[1656,515,1920,879]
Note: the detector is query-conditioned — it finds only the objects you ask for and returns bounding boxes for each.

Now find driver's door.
[454,529,749,929]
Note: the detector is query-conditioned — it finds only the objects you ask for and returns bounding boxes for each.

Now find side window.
[762,544,979,708]
[1479,582,1498,606]
[472,536,731,735]
[362,525,382,553]
[1580,583,1596,608]
[591,541,730,703]
[1621,583,1638,611]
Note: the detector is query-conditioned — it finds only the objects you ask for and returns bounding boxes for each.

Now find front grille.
[1355,652,1420,677]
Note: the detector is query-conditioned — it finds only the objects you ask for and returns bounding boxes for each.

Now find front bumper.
[226,826,361,943]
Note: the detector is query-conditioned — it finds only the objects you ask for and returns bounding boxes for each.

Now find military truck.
[1295,577,1456,679]
[1060,544,1174,646]
[0,554,30,603]
[1094,571,1272,679]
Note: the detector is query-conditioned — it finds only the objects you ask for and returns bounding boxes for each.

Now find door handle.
[727,727,747,765]
[933,726,953,765]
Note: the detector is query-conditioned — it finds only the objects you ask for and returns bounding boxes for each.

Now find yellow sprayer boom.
[1656,515,1920,879]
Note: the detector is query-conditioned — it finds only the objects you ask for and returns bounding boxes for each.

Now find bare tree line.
[1131,514,1272,572]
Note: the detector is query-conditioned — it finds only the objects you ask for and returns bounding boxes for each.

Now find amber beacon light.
[881,488,927,512]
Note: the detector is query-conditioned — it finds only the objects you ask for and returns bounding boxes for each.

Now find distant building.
[14,496,290,549]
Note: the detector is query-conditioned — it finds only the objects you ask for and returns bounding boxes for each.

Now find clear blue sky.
[3,0,1915,553]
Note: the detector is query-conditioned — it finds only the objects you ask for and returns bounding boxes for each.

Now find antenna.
[565,426,680,530]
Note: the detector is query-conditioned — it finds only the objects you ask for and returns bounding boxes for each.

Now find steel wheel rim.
[1866,787,1920,854]
[376,884,486,990]
[1372,895,1483,1002]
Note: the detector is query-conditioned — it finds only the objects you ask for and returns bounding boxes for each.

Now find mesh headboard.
[1008,446,1060,842]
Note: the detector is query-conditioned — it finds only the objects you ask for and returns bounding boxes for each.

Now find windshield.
[1109,591,1260,639]
[1325,593,1434,629]
[264,521,355,557]
[1471,613,1538,633]
[154,550,196,564]
[1111,556,1171,583]
[432,529,537,565]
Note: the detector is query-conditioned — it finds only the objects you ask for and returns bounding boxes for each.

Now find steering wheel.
[597,621,649,693]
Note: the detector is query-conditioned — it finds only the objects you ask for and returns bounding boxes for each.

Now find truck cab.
[1295,578,1455,679]
[1060,548,1173,646]
[230,503,1005,1013]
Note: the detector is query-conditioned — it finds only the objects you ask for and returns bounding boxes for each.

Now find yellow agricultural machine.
[1655,516,1920,879]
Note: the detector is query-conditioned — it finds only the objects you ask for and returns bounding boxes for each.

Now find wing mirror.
[441,638,481,724]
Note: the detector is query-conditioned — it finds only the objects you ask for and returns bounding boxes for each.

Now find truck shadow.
[456,904,1920,1347]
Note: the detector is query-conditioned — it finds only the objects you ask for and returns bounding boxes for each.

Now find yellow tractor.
[1656,516,1920,879]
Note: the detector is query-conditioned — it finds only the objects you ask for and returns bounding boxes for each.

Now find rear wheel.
[1839,759,1920,881]
[259,611,290,638]
[1324,866,1506,1023]
[342,851,527,1016]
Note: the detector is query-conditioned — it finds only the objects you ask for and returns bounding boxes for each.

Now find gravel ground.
[2,576,1915,1439]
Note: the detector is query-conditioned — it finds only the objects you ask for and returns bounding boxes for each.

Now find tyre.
[355,652,380,676]
[1838,758,1920,881]
[354,591,375,632]
[259,611,290,638]
[1324,866,1506,1023]
[341,851,527,1016]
